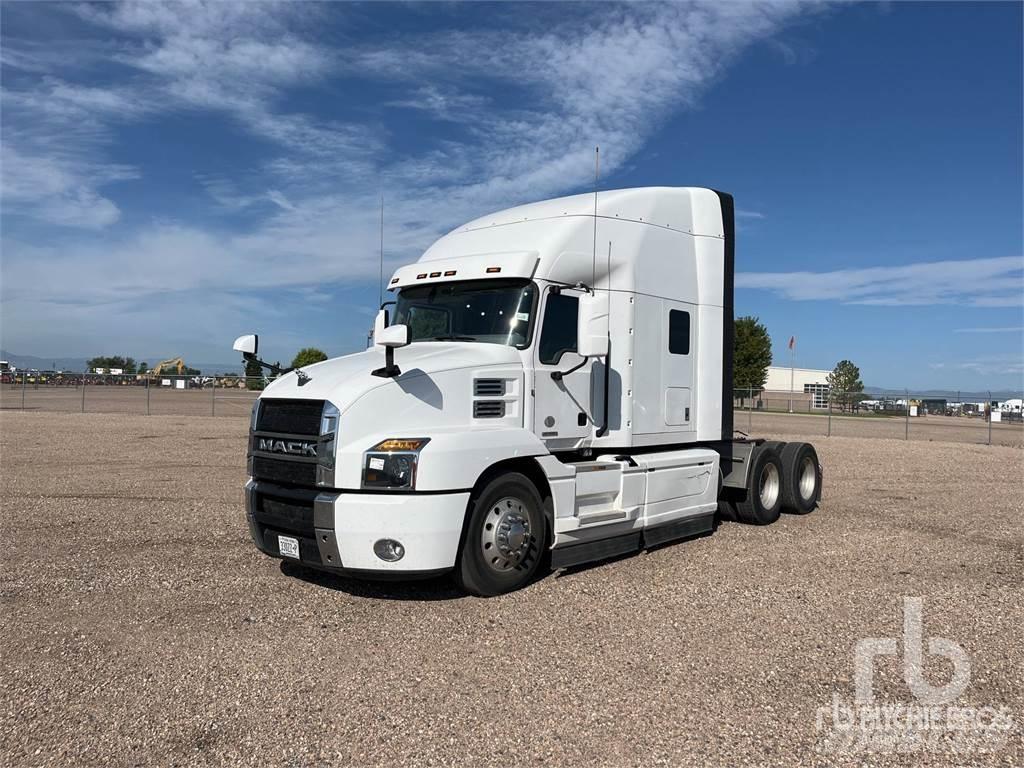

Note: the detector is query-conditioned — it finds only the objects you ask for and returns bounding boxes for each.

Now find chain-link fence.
[2,372,1021,447]
[732,387,1023,447]
[0,372,262,417]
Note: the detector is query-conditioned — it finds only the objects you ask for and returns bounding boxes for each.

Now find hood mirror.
[376,324,410,348]
[233,334,258,359]
[371,308,406,378]
[232,333,287,377]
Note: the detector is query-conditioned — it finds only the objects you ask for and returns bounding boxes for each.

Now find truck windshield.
[394,279,537,348]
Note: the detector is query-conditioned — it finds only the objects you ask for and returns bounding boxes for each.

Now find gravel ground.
[2,411,1022,767]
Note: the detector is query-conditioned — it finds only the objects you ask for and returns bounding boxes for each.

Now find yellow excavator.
[147,357,187,377]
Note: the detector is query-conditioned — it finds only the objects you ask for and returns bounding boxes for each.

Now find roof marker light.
[429,271,441,278]
[444,270,456,276]
[416,273,427,279]
[486,267,501,273]
[390,277,399,284]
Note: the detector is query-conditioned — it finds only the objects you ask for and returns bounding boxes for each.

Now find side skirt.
[641,513,715,548]
[550,512,715,570]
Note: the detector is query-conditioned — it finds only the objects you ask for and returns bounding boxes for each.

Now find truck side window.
[539,293,578,364]
[669,309,690,355]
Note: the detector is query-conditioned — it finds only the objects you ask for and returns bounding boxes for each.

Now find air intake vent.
[473,401,505,418]
[474,378,505,397]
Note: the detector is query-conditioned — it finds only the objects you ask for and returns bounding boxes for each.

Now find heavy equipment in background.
[148,357,188,377]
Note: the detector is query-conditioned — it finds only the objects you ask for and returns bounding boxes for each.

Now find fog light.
[373,539,405,562]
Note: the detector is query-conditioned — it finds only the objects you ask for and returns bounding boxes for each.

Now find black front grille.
[251,399,325,488]
[256,399,324,435]
[251,456,317,486]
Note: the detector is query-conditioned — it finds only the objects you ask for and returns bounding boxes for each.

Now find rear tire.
[455,472,546,597]
[733,445,784,525]
[779,442,821,514]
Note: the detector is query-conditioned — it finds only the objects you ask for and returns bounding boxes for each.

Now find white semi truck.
[234,187,822,596]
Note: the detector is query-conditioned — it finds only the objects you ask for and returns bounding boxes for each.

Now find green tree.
[138,362,149,374]
[245,358,264,390]
[827,360,864,412]
[292,347,328,368]
[733,316,773,402]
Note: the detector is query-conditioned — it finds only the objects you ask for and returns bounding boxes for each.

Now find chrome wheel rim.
[480,496,533,572]
[799,456,817,501]
[759,463,780,509]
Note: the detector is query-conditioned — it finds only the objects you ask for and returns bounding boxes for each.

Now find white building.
[762,366,831,409]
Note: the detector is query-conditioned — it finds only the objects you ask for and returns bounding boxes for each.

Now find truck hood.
[261,342,523,412]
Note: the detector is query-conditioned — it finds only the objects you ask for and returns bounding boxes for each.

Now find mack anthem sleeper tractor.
[234,187,822,596]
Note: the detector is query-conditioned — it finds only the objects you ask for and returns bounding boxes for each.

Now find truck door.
[533,288,594,450]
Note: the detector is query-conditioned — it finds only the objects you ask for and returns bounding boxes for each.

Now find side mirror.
[233,334,258,359]
[577,293,609,358]
[372,309,388,343]
[376,324,410,348]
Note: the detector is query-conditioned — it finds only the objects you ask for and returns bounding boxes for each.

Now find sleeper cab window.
[669,309,690,355]
[539,292,579,364]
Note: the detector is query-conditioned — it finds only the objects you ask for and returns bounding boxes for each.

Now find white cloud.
[2,1,813,357]
[384,85,491,122]
[928,354,1024,378]
[0,144,136,229]
[1,78,145,229]
[953,326,1024,334]
[737,256,1024,307]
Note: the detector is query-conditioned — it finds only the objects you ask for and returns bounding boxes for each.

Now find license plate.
[278,535,300,559]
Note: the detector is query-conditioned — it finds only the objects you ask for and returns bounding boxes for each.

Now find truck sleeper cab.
[238,187,822,595]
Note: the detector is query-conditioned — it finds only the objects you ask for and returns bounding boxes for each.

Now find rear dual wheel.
[732,445,784,525]
[729,441,821,525]
[779,442,821,514]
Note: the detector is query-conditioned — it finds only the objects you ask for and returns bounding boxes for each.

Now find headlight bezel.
[316,402,341,487]
[362,437,431,491]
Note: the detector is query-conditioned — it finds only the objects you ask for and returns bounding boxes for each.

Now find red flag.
[788,336,795,350]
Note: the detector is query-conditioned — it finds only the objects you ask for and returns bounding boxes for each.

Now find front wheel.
[455,472,547,597]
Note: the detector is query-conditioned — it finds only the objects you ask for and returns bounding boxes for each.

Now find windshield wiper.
[433,334,477,342]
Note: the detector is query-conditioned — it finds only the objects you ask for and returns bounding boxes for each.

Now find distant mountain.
[1,350,245,376]
[0,350,90,372]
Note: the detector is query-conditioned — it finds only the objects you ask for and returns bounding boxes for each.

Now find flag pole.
[789,336,795,413]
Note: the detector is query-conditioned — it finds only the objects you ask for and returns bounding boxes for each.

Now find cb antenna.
[378,194,385,308]
[591,146,599,288]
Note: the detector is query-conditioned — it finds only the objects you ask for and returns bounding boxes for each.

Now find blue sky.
[1,1,1021,389]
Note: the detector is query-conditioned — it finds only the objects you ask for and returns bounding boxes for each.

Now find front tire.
[455,472,546,596]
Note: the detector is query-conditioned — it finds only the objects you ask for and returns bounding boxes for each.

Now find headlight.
[316,402,341,486]
[362,438,430,490]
